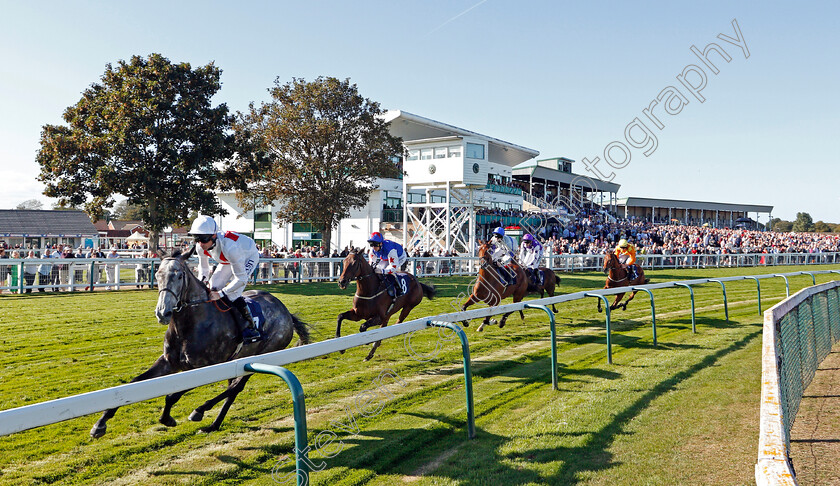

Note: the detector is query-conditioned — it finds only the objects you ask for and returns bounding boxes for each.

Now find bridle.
[344,255,388,300]
[604,253,628,283]
[158,258,208,313]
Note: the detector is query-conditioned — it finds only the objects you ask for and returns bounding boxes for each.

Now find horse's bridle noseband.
[158,258,208,313]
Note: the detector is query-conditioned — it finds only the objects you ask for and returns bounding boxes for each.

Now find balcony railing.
[485,183,522,195]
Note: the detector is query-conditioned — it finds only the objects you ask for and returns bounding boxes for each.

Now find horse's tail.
[291,314,312,346]
[419,282,437,300]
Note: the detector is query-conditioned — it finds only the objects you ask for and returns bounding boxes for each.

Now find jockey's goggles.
[194,234,213,244]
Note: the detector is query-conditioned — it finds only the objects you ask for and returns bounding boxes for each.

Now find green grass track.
[0,264,837,485]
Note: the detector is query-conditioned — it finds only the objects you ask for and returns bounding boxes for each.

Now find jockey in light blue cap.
[489,226,517,285]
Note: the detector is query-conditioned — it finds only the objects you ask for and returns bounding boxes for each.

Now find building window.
[434,147,447,159]
[420,148,433,160]
[448,146,461,158]
[408,149,419,161]
[466,143,484,160]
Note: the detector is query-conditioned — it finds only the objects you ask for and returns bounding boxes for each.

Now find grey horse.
[90,246,310,438]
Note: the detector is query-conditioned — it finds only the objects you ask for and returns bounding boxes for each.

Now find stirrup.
[242,327,262,344]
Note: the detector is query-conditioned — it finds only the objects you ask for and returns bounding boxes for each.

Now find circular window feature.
[428,164,436,174]
[472,163,480,174]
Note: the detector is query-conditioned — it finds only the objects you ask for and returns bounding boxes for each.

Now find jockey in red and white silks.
[195,231,259,302]
[367,232,407,276]
[190,215,262,342]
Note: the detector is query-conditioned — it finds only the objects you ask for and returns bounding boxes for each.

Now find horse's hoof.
[339,349,345,355]
[363,356,372,362]
[189,410,204,422]
[90,424,106,438]
[159,416,177,427]
[198,425,218,434]
[498,321,506,329]
[461,320,469,328]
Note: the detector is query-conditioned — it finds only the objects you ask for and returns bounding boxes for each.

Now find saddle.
[236,297,264,331]
[381,273,411,298]
[526,269,544,291]
[494,264,516,287]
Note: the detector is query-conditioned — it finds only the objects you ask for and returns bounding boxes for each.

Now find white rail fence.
[2,252,838,294]
[2,269,838,438]
[755,280,840,485]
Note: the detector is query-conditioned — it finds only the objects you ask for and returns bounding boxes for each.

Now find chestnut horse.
[461,241,528,331]
[336,250,436,361]
[598,252,650,312]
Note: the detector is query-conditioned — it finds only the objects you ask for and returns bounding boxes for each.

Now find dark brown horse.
[525,266,561,313]
[461,241,529,331]
[598,252,650,312]
[336,250,436,361]
[90,246,311,438]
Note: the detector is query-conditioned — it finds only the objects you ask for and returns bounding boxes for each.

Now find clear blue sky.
[1,1,838,223]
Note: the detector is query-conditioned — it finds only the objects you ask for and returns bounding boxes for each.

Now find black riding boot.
[230,296,262,344]
[388,274,402,297]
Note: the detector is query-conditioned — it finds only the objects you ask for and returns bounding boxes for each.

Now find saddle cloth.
[243,296,265,330]
[385,273,412,297]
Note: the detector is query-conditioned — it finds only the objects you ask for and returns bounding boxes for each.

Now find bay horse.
[598,251,650,312]
[90,246,311,438]
[336,249,436,361]
[460,241,528,331]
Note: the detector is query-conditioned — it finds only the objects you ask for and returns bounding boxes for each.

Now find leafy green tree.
[813,221,832,232]
[791,212,815,232]
[111,200,146,221]
[232,76,404,251]
[37,53,234,249]
[15,199,43,210]
[772,220,793,232]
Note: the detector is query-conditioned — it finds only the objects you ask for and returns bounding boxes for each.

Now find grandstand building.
[615,197,773,229]
[213,111,773,254]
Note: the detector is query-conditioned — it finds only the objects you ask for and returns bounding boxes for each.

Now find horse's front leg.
[610,292,625,311]
[364,314,389,362]
[160,388,193,427]
[336,309,363,354]
[621,291,639,311]
[460,293,480,328]
[91,355,173,438]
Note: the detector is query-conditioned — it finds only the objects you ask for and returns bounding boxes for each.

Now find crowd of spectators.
[530,217,840,258]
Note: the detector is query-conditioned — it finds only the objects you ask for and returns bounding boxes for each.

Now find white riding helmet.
[188,215,217,236]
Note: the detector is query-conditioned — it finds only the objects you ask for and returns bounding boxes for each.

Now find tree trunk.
[150,231,160,252]
[322,223,332,254]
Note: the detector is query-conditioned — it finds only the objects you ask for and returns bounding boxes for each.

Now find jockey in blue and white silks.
[489,226,517,285]
[518,233,544,287]
[367,232,407,297]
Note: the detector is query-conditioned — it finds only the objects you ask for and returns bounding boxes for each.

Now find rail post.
[631,287,657,346]
[708,279,729,323]
[89,260,96,292]
[585,293,613,364]
[673,283,696,333]
[802,271,816,286]
[774,274,790,297]
[743,276,762,314]
[524,303,558,390]
[244,363,309,486]
[427,321,476,439]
